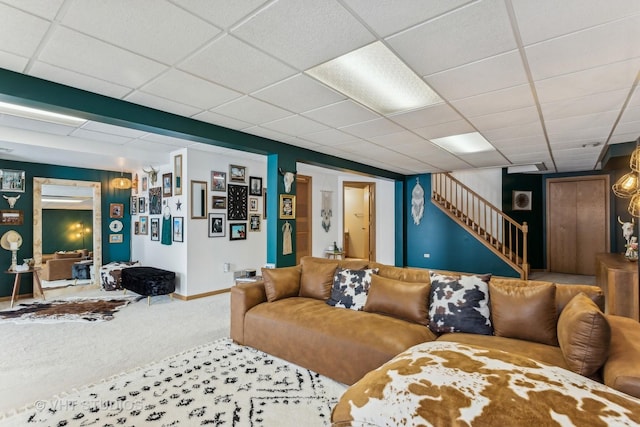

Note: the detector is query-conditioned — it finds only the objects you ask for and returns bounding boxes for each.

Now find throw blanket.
[332,341,640,426]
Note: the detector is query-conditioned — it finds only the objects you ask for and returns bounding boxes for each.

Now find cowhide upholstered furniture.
[99,261,141,291]
[230,256,640,413]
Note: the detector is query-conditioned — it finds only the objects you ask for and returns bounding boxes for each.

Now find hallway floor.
[528,271,596,286]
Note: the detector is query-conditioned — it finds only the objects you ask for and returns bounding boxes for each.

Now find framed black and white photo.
[173,216,184,242]
[208,213,225,238]
[138,197,146,213]
[512,190,532,211]
[211,170,227,191]
[212,195,226,209]
[150,218,160,241]
[130,196,137,215]
[229,164,246,183]
[249,214,261,232]
[279,194,296,219]
[249,176,262,196]
[249,197,258,212]
[229,222,247,240]
[0,169,25,192]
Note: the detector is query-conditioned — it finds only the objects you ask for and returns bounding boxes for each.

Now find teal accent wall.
[405,174,519,277]
[0,159,131,298]
[42,209,94,254]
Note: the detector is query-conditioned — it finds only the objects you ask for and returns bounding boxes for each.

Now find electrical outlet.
[423,253,430,258]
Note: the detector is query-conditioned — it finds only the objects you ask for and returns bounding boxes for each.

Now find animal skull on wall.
[3,194,20,208]
[618,216,635,245]
[143,166,159,186]
[279,168,296,193]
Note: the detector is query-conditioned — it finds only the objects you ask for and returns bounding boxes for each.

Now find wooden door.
[547,176,609,275]
[295,175,312,264]
[343,182,376,261]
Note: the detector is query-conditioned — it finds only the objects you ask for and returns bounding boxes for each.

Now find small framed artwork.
[229,222,247,240]
[134,222,139,235]
[138,197,146,213]
[109,234,123,244]
[512,190,532,211]
[139,216,149,235]
[110,203,124,219]
[212,195,226,209]
[0,169,25,192]
[142,176,148,192]
[150,218,160,241]
[263,188,267,219]
[249,214,261,232]
[208,213,226,238]
[173,216,184,242]
[249,176,262,196]
[162,173,173,197]
[249,197,258,212]
[149,187,162,215]
[279,194,296,219]
[0,210,23,225]
[229,164,246,183]
[174,154,183,196]
[211,170,227,192]
[130,196,137,215]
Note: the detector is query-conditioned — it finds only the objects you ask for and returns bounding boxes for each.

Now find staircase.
[431,173,529,279]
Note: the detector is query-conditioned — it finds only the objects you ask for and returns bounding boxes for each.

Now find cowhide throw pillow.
[326,268,378,311]
[428,272,492,335]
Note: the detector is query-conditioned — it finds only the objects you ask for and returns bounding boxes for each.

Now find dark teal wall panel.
[42,209,93,254]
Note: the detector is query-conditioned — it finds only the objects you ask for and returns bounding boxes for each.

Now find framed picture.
[130,196,137,215]
[0,210,23,225]
[134,222,139,235]
[249,214,261,232]
[0,169,25,192]
[227,184,248,220]
[174,154,183,196]
[162,173,173,197]
[229,164,246,183]
[211,170,227,192]
[208,213,226,238]
[110,203,124,218]
[263,188,267,219]
[139,216,148,235]
[109,234,123,244]
[150,218,160,241]
[229,222,247,240]
[512,190,532,211]
[279,194,296,219]
[138,197,146,213]
[249,176,262,196]
[249,197,258,212]
[142,176,148,191]
[149,187,162,214]
[173,216,184,242]
[212,195,226,209]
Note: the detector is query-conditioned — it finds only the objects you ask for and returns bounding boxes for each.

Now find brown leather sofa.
[231,256,640,399]
[40,251,85,281]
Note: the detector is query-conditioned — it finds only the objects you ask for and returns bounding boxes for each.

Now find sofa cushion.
[54,251,82,259]
[603,314,640,399]
[363,275,430,325]
[555,283,605,313]
[428,272,492,335]
[262,266,301,302]
[369,262,431,283]
[299,258,339,300]
[557,293,611,377]
[489,281,558,346]
[326,268,378,310]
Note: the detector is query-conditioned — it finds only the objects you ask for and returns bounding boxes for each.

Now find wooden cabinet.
[596,253,639,321]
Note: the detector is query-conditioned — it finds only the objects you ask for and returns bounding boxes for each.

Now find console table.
[5,267,44,308]
[595,253,639,321]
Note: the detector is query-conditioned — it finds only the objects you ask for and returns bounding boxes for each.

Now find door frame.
[342,181,376,261]
[295,175,312,265]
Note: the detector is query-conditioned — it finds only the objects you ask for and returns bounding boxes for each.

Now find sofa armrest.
[230,281,267,345]
[603,315,640,399]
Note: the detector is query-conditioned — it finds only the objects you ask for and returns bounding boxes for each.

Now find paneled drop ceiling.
[0,0,639,174]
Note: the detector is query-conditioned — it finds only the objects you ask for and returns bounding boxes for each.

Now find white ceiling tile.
[461,151,509,168]
[0,4,50,57]
[425,51,528,100]
[124,91,202,118]
[29,61,133,99]
[610,132,640,144]
[302,129,361,146]
[279,137,319,150]
[342,0,473,37]
[541,89,629,121]
[390,103,462,129]
[171,0,269,29]
[413,120,475,140]
[80,121,148,139]
[191,111,253,130]
[368,131,425,147]
[545,110,619,136]
[126,138,184,152]
[262,115,329,136]
[492,135,548,151]
[619,104,640,124]
[526,15,640,81]
[252,74,345,113]
[470,106,540,132]
[547,126,611,145]
[612,119,640,138]
[1,0,64,20]
[483,122,545,141]
[140,133,194,147]
[386,0,516,75]
[302,100,378,128]
[39,27,166,87]
[231,0,375,70]
[340,118,404,139]
[70,128,133,145]
[180,35,296,93]
[0,114,75,136]
[212,96,291,125]
[61,1,221,64]
[243,126,296,143]
[512,0,640,45]
[141,69,241,110]
[0,50,28,72]
[452,84,535,118]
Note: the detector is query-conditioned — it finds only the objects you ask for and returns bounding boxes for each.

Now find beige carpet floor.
[0,288,230,416]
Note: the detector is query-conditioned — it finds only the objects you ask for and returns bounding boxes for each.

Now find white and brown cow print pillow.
[428,272,492,335]
[326,268,378,311]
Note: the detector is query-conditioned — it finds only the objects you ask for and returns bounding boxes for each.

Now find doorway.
[295,175,312,264]
[546,175,610,275]
[343,182,376,261]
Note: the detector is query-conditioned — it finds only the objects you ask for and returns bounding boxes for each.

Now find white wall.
[451,168,502,208]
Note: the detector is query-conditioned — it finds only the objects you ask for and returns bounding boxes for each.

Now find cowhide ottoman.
[121,266,176,305]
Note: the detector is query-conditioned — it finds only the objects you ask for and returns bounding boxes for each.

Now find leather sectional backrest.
[299,256,369,300]
[368,262,431,284]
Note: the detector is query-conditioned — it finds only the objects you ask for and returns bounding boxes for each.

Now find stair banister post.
[522,221,529,280]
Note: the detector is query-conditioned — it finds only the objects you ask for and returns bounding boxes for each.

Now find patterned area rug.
[0,296,140,324]
[0,338,347,426]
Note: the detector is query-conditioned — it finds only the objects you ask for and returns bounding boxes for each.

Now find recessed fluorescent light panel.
[306,42,442,115]
[0,101,86,126]
[430,132,495,155]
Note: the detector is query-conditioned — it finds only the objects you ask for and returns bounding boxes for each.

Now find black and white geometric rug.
[0,338,348,426]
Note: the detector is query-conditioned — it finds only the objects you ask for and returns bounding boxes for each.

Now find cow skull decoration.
[279,168,296,193]
[3,194,20,208]
[618,216,635,247]
[142,166,159,186]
